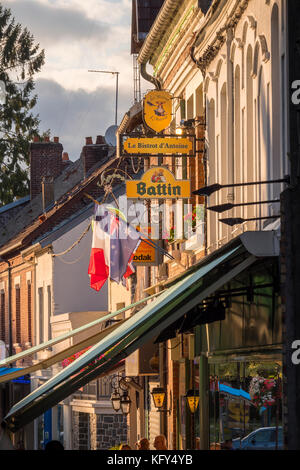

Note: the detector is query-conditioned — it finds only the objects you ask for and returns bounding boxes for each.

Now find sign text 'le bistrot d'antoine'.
[126,167,191,199]
[122,136,194,156]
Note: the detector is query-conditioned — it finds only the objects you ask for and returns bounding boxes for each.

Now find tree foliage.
[0,4,45,206]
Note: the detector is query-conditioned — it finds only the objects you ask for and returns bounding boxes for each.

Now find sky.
[3,0,149,159]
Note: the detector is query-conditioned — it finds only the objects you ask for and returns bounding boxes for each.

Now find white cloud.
[35,78,132,159]
[2,0,132,92]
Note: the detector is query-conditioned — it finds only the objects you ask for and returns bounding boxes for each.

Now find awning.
[4,238,262,431]
[0,319,126,384]
[0,291,162,369]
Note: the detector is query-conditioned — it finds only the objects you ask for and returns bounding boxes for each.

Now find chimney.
[42,176,54,211]
[81,135,108,177]
[30,138,63,199]
[96,135,105,144]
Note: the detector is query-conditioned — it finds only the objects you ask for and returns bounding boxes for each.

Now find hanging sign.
[122,135,194,156]
[126,167,191,199]
[133,225,157,266]
[143,90,173,133]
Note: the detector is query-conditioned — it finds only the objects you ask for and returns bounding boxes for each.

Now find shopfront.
[194,255,283,450]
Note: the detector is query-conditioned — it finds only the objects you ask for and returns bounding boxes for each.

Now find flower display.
[184,206,204,229]
[249,376,281,409]
[162,226,175,243]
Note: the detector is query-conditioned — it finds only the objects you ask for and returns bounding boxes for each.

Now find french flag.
[88,207,141,292]
[88,217,110,291]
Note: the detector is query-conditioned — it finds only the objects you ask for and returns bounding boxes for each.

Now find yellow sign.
[133,240,156,265]
[143,90,173,133]
[123,136,194,156]
[133,225,157,265]
[126,167,191,199]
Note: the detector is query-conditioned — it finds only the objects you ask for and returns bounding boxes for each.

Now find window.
[15,285,21,344]
[47,286,51,341]
[0,290,5,342]
[38,287,44,344]
[27,282,32,344]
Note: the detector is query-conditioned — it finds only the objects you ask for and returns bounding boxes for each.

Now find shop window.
[209,360,283,450]
[38,287,44,344]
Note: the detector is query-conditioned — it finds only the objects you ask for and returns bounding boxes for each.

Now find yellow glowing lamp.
[186,390,199,414]
[151,387,166,410]
[175,127,183,135]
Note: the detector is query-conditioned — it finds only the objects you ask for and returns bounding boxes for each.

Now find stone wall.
[72,411,128,450]
[96,414,128,450]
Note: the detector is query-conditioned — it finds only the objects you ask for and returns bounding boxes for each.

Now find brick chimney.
[30,137,63,199]
[81,135,108,177]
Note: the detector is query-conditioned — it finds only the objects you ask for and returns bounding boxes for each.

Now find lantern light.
[110,390,121,412]
[120,391,131,415]
[186,389,199,414]
[175,127,183,136]
[151,387,166,410]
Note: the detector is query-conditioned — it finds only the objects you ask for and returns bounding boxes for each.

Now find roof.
[0,196,30,215]
[0,149,118,256]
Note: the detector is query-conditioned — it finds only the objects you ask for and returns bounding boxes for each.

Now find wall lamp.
[186,390,200,414]
[207,199,280,214]
[110,375,142,415]
[151,387,171,414]
[219,215,280,227]
[193,177,290,197]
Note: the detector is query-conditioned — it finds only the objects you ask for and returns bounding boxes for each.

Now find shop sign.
[122,135,194,156]
[126,167,191,199]
[133,225,157,266]
[143,90,173,133]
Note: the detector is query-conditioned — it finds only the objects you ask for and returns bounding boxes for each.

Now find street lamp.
[120,390,131,416]
[151,387,166,410]
[109,375,141,415]
[151,387,171,414]
[193,178,289,197]
[88,69,120,125]
[186,390,199,414]
[110,389,121,412]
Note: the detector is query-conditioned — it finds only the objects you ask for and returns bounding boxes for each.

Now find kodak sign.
[126,167,191,199]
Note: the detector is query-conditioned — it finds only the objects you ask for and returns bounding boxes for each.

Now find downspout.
[226,27,235,243]
[140,62,161,90]
[138,0,182,90]
[0,259,12,358]
[0,258,12,414]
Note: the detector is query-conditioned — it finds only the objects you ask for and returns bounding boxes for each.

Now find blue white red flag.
[88,205,141,291]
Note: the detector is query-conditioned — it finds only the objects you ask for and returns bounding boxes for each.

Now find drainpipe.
[138,0,182,90]
[226,27,235,240]
[0,259,12,357]
[140,63,161,90]
[0,258,12,415]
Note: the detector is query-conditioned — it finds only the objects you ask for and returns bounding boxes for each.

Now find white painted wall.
[52,215,108,315]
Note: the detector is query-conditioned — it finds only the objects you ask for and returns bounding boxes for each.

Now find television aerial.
[105,125,118,147]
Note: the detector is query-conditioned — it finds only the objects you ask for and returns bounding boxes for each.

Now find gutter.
[137,0,183,89]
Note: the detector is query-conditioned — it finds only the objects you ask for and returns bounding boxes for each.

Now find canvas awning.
[0,319,126,384]
[3,231,279,432]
